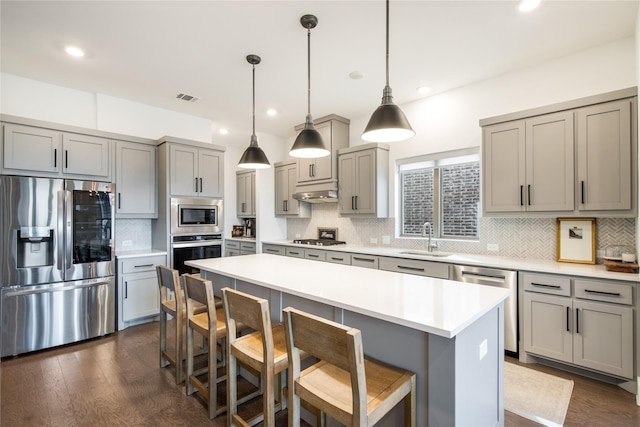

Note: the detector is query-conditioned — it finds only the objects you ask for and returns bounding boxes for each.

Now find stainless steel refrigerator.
[0,175,115,356]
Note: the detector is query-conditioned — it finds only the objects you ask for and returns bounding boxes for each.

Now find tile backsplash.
[287,204,636,263]
[114,219,153,252]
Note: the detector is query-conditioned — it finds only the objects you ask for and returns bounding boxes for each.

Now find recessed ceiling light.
[266,108,277,116]
[349,71,364,80]
[219,128,229,135]
[417,86,431,95]
[65,46,85,58]
[518,0,540,13]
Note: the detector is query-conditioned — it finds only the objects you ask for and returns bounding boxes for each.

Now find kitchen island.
[187,254,510,426]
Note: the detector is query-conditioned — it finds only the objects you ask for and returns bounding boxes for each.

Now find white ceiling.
[1,1,637,140]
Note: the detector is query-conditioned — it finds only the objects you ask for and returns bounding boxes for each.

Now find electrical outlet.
[295,233,301,238]
[487,243,499,252]
[382,235,391,245]
[122,240,133,247]
[479,339,488,360]
[370,237,378,244]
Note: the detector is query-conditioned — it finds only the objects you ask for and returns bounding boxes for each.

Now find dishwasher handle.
[459,270,506,283]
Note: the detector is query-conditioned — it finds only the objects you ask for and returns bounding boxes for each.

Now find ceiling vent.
[176,93,198,102]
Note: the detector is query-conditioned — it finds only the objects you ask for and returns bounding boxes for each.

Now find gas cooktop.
[292,238,346,246]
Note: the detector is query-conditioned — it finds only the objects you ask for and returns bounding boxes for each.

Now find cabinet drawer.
[575,279,633,305]
[326,253,351,265]
[225,240,240,249]
[286,247,305,258]
[121,255,166,274]
[240,241,256,252]
[304,249,326,262]
[379,257,449,279]
[263,245,285,256]
[351,255,379,269]
[521,272,571,296]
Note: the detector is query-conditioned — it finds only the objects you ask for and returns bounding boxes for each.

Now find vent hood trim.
[292,189,338,203]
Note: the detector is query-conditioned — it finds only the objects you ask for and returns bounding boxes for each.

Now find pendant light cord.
[252,63,256,137]
[385,0,390,87]
[307,27,311,116]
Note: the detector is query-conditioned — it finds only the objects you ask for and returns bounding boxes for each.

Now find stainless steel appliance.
[0,176,115,356]
[171,234,222,275]
[170,197,222,235]
[450,264,518,356]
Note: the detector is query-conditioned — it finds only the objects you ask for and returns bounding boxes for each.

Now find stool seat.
[230,323,288,373]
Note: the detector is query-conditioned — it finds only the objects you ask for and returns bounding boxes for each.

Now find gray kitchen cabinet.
[522,272,633,379]
[338,143,389,217]
[3,123,111,180]
[304,248,326,262]
[262,244,285,256]
[115,141,157,218]
[294,114,349,187]
[275,161,310,217]
[577,99,632,212]
[326,252,351,265]
[286,247,305,258]
[378,256,449,279]
[236,170,255,218]
[117,254,166,330]
[169,143,223,198]
[225,240,240,257]
[240,241,256,255]
[483,111,574,214]
[350,254,379,269]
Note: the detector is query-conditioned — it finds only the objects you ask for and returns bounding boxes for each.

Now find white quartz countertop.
[186,254,510,339]
[115,249,167,259]
[262,240,640,283]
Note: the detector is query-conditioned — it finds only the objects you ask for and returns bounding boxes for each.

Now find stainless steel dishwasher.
[450,265,518,356]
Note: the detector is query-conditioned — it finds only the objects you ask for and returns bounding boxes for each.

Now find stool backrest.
[283,307,367,420]
[182,274,215,319]
[156,265,184,308]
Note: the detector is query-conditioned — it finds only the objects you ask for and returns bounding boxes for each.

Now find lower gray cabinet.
[263,244,285,256]
[225,240,240,257]
[351,254,379,269]
[117,254,166,330]
[378,256,449,279]
[522,272,633,379]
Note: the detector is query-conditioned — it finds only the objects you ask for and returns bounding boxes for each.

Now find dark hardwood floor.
[1,321,639,426]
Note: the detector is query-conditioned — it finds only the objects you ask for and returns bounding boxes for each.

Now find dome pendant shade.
[289,114,330,158]
[239,134,270,169]
[362,86,415,143]
[238,54,270,169]
[290,14,329,158]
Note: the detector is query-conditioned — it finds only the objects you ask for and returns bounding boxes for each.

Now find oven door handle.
[172,241,222,249]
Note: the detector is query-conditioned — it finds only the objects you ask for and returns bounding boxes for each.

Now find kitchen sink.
[399,250,453,258]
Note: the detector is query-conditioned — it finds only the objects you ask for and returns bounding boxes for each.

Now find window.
[399,148,480,239]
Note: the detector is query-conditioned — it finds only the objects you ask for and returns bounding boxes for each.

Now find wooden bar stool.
[156,265,187,384]
[183,273,229,419]
[283,307,416,427]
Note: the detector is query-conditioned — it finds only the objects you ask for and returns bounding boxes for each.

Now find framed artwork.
[556,218,596,264]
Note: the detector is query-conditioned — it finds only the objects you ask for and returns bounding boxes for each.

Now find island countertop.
[187,253,509,339]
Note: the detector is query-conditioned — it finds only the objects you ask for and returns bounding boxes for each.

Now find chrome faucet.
[422,222,438,252]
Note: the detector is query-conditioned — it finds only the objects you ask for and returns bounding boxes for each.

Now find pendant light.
[289,14,329,159]
[362,0,415,143]
[238,54,271,169]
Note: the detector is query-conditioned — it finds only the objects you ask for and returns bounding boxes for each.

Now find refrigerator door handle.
[3,279,107,297]
[64,189,73,271]
[57,190,65,271]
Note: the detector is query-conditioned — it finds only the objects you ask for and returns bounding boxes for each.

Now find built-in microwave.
[170,198,223,235]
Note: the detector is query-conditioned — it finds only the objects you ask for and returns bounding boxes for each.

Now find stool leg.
[404,375,416,427]
[186,324,195,396]
[160,311,168,368]
[208,331,217,419]
[227,352,237,427]
[175,313,183,384]
[263,366,275,427]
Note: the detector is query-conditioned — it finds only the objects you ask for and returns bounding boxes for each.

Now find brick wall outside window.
[402,169,433,234]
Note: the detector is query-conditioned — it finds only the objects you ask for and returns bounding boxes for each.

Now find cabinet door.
[237,172,247,215]
[525,112,574,211]
[286,164,300,215]
[275,165,288,215]
[116,142,157,217]
[199,149,224,198]
[296,121,333,183]
[577,100,632,211]
[354,150,376,214]
[523,292,573,363]
[573,299,633,379]
[122,273,160,322]
[170,144,199,197]
[62,133,110,178]
[483,121,526,212]
[3,124,60,173]
[338,153,356,214]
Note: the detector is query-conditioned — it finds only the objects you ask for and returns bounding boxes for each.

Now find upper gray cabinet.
[338,143,389,217]
[483,111,574,214]
[3,123,111,180]
[168,143,224,198]
[576,99,632,212]
[481,89,637,217]
[274,160,310,217]
[236,170,255,218]
[115,141,157,218]
[294,114,349,187]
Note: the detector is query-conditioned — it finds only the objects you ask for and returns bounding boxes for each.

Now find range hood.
[293,189,338,203]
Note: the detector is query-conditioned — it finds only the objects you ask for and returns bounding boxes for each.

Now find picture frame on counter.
[556,217,596,264]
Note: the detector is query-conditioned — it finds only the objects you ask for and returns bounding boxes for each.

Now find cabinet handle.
[311,163,315,177]
[118,193,121,209]
[355,195,358,210]
[309,164,313,178]
[353,257,374,263]
[266,249,279,253]
[199,177,203,193]
[398,265,425,272]
[576,308,580,334]
[331,257,344,261]
[195,177,199,193]
[566,306,570,332]
[584,289,622,297]
[581,181,585,204]
[520,185,523,206]
[242,202,246,212]
[289,251,300,255]
[54,148,57,167]
[531,282,561,289]
[527,185,531,206]
[307,254,319,258]
[134,264,154,268]
[351,196,355,210]
[125,281,128,299]
[65,150,68,169]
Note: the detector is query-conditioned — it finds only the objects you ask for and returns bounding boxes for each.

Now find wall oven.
[170,197,223,235]
[171,234,222,275]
